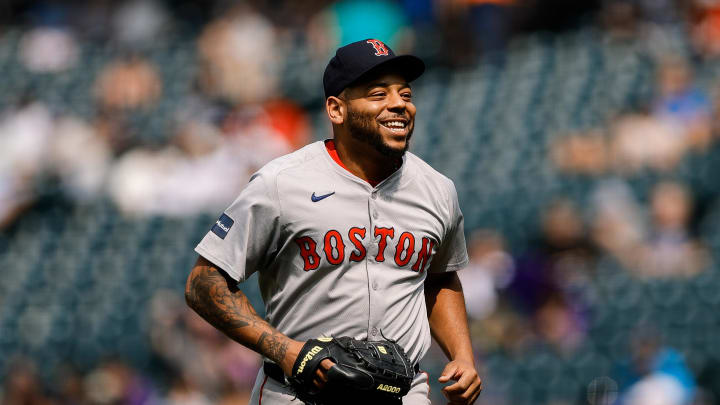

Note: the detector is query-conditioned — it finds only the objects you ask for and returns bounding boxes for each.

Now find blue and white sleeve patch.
[211,213,234,239]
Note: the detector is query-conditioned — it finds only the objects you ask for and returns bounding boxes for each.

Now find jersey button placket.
[367,189,381,340]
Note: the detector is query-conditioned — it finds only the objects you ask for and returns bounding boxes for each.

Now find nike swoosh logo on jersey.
[311,192,335,202]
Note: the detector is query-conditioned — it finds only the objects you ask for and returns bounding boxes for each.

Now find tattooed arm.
[185,255,304,376]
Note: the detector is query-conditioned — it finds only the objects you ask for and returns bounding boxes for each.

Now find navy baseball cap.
[323,39,425,99]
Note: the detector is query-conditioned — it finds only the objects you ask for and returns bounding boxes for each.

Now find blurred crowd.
[4,0,720,405]
[2,290,261,405]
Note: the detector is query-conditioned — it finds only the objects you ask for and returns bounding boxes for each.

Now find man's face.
[342,72,416,158]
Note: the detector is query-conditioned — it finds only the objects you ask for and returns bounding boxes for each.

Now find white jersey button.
[372,281,378,290]
[371,327,378,336]
[371,191,377,199]
[372,210,379,219]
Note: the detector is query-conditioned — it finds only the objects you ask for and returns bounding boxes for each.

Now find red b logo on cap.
[366,39,389,56]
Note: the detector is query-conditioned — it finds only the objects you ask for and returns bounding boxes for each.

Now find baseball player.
[185,39,482,405]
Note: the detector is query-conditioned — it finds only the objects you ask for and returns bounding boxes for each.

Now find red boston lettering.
[374,227,395,262]
[348,227,367,262]
[295,236,321,271]
[296,227,433,271]
[394,232,415,267]
[323,230,345,265]
[412,237,435,272]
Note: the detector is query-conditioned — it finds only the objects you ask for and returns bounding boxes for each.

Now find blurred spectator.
[197,4,281,104]
[47,115,112,201]
[590,179,646,268]
[82,360,155,405]
[416,0,516,66]
[112,0,169,47]
[653,57,712,150]
[456,230,526,356]
[600,0,641,41]
[615,327,696,405]
[609,109,686,173]
[551,129,609,175]
[635,181,708,278]
[533,292,585,354]
[465,0,517,62]
[430,1,478,66]
[636,0,683,25]
[221,103,305,167]
[93,109,134,156]
[470,302,534,355]
[458,229,515,321]
[458,230,515,321]
[509,199,592,352]
[1,359,52,405]
[70,1,114,41]
[106,101,294,217]
[510,198,596,314]
[106,131,231,216]
[165,374,212,405]
[217,388,252,405]
[260,99,312,150]
[691,0,720,58]
[95,54,162,110]
[568,59,713,175]
[0,96,53,228]
[53,364,85,405]
[19,26,78,72]
[148,290,260,397]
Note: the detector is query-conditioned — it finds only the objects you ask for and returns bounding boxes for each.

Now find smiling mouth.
[379,120,408,133]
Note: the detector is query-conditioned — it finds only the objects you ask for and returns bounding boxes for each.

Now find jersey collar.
[324,139,405,188]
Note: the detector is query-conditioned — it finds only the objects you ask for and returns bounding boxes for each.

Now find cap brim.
[350,54,426,90]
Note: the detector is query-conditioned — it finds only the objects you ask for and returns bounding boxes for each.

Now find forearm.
[425,272,474,363]
[185,256,300,372]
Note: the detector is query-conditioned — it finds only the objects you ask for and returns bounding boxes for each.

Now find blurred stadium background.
[2,0,720,404]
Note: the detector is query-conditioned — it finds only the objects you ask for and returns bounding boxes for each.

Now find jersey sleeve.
[428,180,469,273]
[194,171,281,282]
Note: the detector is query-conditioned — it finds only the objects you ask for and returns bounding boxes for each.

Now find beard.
[346,107,413,159]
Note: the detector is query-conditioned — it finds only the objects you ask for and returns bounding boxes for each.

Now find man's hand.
[438,359,482,405]
[313,359,336,389]
[279,340,335,389]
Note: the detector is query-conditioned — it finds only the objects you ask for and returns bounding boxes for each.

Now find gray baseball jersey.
[194,139,468,395]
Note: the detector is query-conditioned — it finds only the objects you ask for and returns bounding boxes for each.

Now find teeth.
[382,121,406,128]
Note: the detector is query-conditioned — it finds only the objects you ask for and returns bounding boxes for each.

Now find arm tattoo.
[186,263,293,365]
[185,264,260,331]
[257,331,290,364]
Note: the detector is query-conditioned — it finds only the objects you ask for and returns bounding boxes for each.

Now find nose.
[387,90,406,112]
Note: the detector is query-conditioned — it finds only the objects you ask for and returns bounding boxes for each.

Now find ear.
[326,96,346,125]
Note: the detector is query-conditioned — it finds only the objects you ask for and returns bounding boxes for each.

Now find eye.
[369,91,386,98]
[401,92,412,100]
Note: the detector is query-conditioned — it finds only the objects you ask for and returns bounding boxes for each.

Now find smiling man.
[185,39,482,405]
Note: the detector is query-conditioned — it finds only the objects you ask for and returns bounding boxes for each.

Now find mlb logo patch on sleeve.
[211,213,234,239]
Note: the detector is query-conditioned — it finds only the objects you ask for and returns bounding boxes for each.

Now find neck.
[332,134,402,185]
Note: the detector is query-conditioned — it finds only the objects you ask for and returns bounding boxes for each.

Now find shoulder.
[255,141,326,178]
[405,152,458,197]
[250,141,328,190]
[233,141,326,203]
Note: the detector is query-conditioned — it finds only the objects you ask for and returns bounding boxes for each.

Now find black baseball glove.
[288,336,415,405]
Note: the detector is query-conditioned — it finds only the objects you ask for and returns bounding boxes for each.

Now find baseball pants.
[248,366,432,404]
